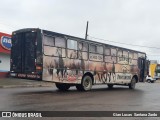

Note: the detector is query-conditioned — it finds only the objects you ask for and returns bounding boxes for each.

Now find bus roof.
[13,28,146,56]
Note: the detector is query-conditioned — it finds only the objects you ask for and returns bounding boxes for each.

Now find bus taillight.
[36,66,42,70]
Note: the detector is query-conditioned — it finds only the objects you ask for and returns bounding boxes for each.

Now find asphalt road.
[0,82,160,120]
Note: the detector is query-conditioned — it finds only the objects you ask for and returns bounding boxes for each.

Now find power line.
[147,54,160,56]
[88,35,160,49]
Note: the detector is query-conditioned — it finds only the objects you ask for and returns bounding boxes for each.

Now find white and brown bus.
[10,28,146,91]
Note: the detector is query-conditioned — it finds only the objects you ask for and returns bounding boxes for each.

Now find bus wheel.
[76,75,92,91]
[108,84,114,89]
[129,77,136,89]
[55,83,70,91]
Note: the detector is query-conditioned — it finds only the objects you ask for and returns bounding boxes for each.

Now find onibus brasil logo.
[0,36,12,50]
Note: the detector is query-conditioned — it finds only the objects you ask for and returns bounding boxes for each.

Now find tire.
[147,79,151,83]
[55,83,70,91]
[129,77,136,89]
[76,75,92,91]
[76,85,83,91]
[108,84,114,89]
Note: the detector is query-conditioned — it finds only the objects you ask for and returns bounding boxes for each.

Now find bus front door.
[138,58,145,82]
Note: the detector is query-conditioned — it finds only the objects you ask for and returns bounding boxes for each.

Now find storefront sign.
[1,36,11,50]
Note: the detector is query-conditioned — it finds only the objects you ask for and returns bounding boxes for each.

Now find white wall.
[0,53,10,72]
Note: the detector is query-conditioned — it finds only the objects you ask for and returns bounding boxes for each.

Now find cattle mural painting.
[42,34,144,84]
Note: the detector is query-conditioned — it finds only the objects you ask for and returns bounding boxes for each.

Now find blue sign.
[1,36,11,50]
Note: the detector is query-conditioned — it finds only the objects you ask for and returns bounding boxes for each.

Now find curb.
[0,84,53,88]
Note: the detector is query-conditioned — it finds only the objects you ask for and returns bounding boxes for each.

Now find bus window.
[89,44,103,54]
[89,44,103,61]
[129,52,134,59]
[118,50,123,57]
[78,42,88,60]
[134,53,138,59]
[67,39,77,50]
[105,47,110,55]
[123,51,128,58]
[123,50,129,64]
[138,53,145,58]
[97,45,103,54]
[89,44,96,53]
[67,39,77,59]
[129,52,134,64]
[43,35,55,46]
[111,48,117,56]
[78,42,88,51]
[55,37,65,48]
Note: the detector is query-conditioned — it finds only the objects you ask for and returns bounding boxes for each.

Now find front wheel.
[76,75,93,91]
[129,77,136,89]
[55,83,70,91]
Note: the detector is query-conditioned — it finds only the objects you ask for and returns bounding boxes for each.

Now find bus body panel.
[10,28,146,85]
[41,30,146,84]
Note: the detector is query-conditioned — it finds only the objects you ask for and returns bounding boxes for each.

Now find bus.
[10,28,146,91]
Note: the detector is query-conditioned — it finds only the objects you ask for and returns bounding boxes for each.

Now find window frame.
[89,43,103,54]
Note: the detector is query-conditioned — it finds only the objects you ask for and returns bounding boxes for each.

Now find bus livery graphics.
[10,28,146,91]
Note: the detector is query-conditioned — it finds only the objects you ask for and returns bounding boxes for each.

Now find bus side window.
[118,50,123,57]
[89,44,96,53]
[111,48,117,56]
[89,44,103,61]
[123,50,129,64]
[111,48,117,63]
[78,42,88,60]
[67,39,77,59]
[89,44,103,54]
[105,47,110,55]
[78,42,88,51]
[117,49,123,63]
[55,37,65,48]
[43,35,55,46]
[129,52,134,64]
[97,45,103,54]
[134,53,138,59]
[67,39,77,50]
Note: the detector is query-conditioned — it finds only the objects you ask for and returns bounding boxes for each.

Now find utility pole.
[85,21,89,40]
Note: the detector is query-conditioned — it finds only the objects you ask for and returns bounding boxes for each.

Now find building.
[0,32,11,78]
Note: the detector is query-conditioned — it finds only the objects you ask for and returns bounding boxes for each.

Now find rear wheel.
[76,75,92,91]
[108,84,114,89]
[55,83,70,91]
[129,77,136,89]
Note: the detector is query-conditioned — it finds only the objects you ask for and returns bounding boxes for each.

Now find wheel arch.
[82,72,94,84]
[132,75,138,83]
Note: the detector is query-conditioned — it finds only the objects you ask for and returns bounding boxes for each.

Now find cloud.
[0,0,160,60]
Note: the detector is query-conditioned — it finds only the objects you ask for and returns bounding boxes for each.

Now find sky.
[0,0,160,61]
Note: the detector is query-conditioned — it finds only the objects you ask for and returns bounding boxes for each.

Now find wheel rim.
[83,77,91,90]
